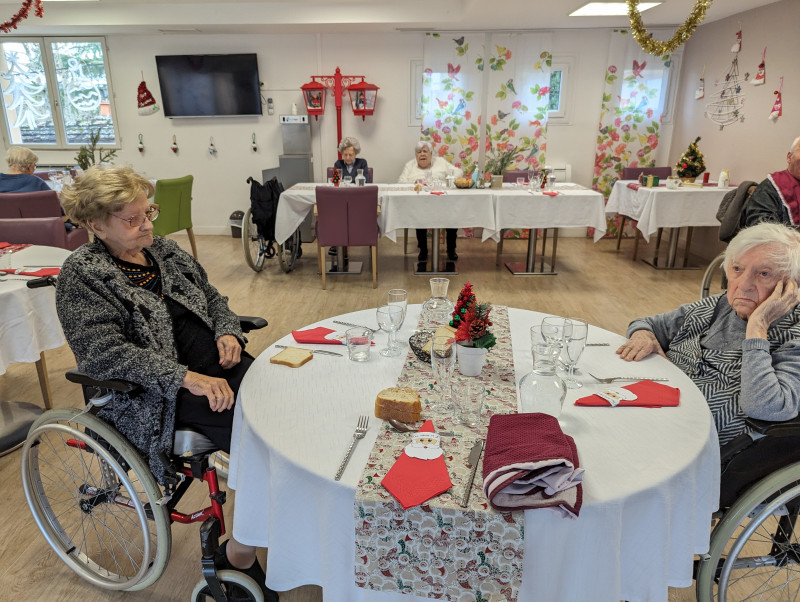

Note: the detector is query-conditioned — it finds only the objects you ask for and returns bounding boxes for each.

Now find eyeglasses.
[111,204,159,228]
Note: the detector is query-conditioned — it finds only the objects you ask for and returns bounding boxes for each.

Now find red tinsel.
[0,0,44,35]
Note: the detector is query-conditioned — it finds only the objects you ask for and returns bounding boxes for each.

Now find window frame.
[547,55,574,125]
[0,36,119,150]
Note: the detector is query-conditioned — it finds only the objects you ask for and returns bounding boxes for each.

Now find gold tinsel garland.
[627,0,713,57]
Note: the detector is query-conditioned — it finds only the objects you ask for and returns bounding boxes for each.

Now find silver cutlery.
[460,440,484,508]
[274,344,342,357]
[333,320,378,333]
[335,415,369,481]
[588,372,669,383]
[586,343,610,346]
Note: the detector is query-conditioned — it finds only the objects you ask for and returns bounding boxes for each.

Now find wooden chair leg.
[318,245,326,290]
[495,229,505,266]
[186,227,198,259]
[632,229,641,262]
[616,216,626,251]
[35,352,53,410]
[372,246,377,288]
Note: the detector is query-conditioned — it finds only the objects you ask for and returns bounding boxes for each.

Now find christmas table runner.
[354,305,525,600]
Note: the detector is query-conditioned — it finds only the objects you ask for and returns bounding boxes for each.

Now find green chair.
[151,175,197,259]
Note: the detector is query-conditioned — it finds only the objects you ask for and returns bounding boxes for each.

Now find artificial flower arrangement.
[675,136,706,178]
[450,282,496,349]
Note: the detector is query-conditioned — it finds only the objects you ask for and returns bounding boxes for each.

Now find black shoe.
[447,250,459,261]
[215,540,280,601]
[327,246,338,256]
[418,249,428,261]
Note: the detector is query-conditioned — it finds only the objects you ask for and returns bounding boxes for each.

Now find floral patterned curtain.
[591,29,673,238]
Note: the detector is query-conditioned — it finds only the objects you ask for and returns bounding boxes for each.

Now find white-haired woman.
[0,146,52,193]
[334,136,369,183]
[617,222,800,445]
[398,141,463,261]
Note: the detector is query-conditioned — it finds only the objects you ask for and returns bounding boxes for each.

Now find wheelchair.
[700,252,726,299]
[695,416,800,600]
[243,176,301,274]
[21,316,269,601]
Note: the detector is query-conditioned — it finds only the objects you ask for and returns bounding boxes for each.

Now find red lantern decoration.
[300,80,326,120]
[347,81,379,121]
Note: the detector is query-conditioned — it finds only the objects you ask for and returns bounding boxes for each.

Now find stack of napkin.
[482,413,583,519]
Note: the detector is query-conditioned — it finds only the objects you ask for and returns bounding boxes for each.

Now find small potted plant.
[675,136,705,182]
[484,145,520,189]
[450,282,496,376]
[74,129,118,171]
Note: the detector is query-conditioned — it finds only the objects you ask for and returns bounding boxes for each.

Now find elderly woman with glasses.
[333,136,369,183]
[617,222,800,446]
[56,165,277,600]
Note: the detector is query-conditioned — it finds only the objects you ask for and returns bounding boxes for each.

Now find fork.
[588,372,669,384]
[335,415,369,481]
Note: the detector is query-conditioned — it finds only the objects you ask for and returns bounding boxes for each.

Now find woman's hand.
[747,279,800,339]
[217,334,242,369]
[182,371,235,412]
[616,330,667,362]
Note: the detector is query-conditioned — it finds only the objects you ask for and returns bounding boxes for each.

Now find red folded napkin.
[430,191,445,195]
[627,182,642,191]
[542,191,559,196]
[291,326,344,345]
[0,242,10,249]
[574,379,680,407]
[382,420,453,509]
[482,413,583,518]
[0,267,60,277]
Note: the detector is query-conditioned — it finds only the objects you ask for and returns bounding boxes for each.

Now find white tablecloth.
[606,181,730,242]
[0,245,70,375]
[229,305,719,602]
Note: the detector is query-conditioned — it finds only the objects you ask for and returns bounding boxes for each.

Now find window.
[548,56,573,123]
[0,37,117,148]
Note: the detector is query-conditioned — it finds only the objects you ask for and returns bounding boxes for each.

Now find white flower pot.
[456,344,488,377]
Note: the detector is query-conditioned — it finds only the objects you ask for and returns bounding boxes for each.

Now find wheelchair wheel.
[191,570,264,602]
[701,252,726,299]
[277,227,301,273]
[21,409,171,591]
[242,208,271,272]
[696,461,800,601]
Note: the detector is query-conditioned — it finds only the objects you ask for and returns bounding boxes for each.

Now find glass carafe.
[355,168,367,187]
[519,342,566,417]
[422,277,455,331]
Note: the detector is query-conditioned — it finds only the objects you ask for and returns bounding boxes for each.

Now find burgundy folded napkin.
[542,191,559,196]
[291,326,344,345]
[0,267,60,277]
[482,413,583,519]
[574,379,680,408]
[627,182,642,191]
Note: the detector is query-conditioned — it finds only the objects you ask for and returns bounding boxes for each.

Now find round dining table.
[228,305,719,601]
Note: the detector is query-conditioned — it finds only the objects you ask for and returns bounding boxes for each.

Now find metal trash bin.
[229,210,244,238]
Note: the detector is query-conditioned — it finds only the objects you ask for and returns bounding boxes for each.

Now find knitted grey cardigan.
[56,237,243,483]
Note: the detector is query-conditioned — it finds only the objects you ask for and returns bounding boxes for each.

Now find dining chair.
[0,217,72,248]
[502,169,530,183]
[0,191,89,250]
[151,175,197,259]
[616,166,673,261]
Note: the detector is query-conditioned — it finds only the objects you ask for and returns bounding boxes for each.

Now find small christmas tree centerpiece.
[450,282,496,349]
[331,168,341,187]
[675,137,706,180]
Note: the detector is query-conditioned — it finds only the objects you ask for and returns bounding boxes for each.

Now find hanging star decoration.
[0,0,44,34]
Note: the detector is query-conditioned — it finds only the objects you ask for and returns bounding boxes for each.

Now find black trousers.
[416,228,457,253]
[175,352,254,453]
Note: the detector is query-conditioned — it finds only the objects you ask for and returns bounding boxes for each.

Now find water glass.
[343,176,353,187]
[530,325,560,362]
[563,318,588,389]
[516,177,526,188]
[387,288,408,334]
[540,316,572,348]
[346,327,373,362]
[451,380,485,427]
[545,175,556,192]
[431,335,456,411]
[376,305,403,357]
[529,174,541,192]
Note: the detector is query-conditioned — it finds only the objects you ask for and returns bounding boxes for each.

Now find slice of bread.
[375,386,422,423]
[422,324,457,354]
[270,347,313,368]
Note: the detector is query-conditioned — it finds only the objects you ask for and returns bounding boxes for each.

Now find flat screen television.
[155,53,262,117]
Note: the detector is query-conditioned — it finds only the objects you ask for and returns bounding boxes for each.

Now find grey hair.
[791,136,800,153]
[415,141,433,153]
[337,136,361,155]
[6,146,39,171]
[723,222,800,282]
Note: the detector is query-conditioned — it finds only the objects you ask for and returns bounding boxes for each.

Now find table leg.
[35,352,53,410]
[666,228,680,269]
[642,227,700,270]
[327,246,363,275]
[504,228,557,275]
[683,227,694,268]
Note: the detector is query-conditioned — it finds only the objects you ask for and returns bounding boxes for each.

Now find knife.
[333,320,378,333]
[274,344,343,357]
[586,343,610,346]
[460,440,484,508]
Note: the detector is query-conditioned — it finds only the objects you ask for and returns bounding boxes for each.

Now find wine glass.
[387,288,408,347]
[376,305,403,357]
[431,335,456,411]
[540,316,571,347]
[529,174,541,192]
[562,318,588,389]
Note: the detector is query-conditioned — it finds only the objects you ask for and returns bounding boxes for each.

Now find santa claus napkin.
[575,379,680,408]
[381,420,452,509]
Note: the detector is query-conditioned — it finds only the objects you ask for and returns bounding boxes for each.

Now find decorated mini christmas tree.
[331,168,341,186]
[450,282,495,349]
[675,137,706,179]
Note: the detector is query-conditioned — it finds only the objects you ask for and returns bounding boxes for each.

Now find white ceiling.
[1,0,781,36]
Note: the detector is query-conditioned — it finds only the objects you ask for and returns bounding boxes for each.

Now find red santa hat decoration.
[769,77,783,122]
[137,78,159,116]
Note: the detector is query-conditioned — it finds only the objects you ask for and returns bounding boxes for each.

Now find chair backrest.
[717,180,759,243]
[0,217,67,248]
[621,166,672,181]
[0,190,62,219]
[151,175,193,236]
[315,187,350,247]
[346,186,379,247]
[326,167,374,183]
[502,169,530,183]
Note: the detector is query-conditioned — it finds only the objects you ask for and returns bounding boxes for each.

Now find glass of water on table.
[387,288,408,348]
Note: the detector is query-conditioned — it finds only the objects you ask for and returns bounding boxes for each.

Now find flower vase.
[680,177,696,183]
[456,343,488,377]
[490,175,503,189]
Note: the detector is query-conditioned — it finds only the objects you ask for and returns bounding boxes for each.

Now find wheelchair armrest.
[745,415,800,437]
[238,315,268,333]
[65,369,138,393]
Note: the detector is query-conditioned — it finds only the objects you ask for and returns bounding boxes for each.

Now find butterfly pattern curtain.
[590,29,672,239]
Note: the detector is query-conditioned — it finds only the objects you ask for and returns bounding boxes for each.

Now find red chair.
[0,191,88,250]
[315,186,379,289]
[0,217,75,248]
[616,166,673,260]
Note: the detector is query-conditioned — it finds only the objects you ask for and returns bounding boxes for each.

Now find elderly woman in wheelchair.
[22,166,277,600]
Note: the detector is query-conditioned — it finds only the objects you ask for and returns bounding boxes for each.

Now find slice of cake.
[375,386,422,423]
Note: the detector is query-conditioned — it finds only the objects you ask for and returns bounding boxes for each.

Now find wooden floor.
[0,231,712,601]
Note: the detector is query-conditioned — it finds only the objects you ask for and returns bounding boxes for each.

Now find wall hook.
[138,133,144,153]
[171,134,178,153]
[251,132,258,152]
[209,136,217,156]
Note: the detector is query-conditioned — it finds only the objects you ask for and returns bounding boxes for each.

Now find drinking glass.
[540,316,571,348]
[431,335,456,411]
[545,175,556,192]
[562,318,588,389]
[387,288,408,348]
[376,305,403,357]
[343,176,353,187]
[451,380,486,427]
[516,177,526,188]
[528,174,541,192]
